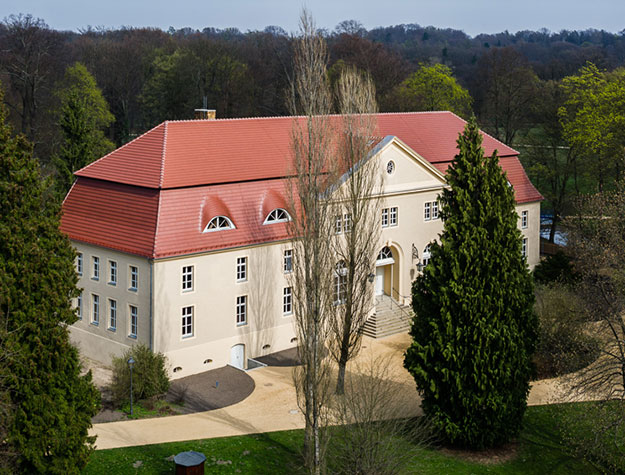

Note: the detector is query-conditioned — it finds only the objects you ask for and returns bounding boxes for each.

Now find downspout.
[149,259,154,351]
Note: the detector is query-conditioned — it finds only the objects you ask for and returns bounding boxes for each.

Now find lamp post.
[127,356,135,416]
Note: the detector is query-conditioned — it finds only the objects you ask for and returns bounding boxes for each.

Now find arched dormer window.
[263,208,291,225]
[203,216,235,233]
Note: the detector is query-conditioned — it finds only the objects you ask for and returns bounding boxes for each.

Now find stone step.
[362,305,413,339]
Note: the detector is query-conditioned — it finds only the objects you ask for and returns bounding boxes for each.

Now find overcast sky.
[2,0,624,36]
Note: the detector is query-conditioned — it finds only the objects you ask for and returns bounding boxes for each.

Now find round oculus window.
[386,160,395,174]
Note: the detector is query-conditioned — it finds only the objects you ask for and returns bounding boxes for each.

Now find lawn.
[84,403,604,474]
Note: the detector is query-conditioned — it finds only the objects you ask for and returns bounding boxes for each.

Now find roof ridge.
[164,110,455,124]
[158,122,168,188]
[75,122,166,176]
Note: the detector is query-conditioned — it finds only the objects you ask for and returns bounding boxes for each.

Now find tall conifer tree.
[0,88,100,473]
[404,117,537,449]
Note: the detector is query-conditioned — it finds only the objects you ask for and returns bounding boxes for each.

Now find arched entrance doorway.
[375,246,400,300]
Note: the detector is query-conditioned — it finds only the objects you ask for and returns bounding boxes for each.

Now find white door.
[230,344,245,370]
[375,267,385,296]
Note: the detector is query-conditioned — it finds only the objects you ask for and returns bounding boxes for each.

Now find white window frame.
[343,213,352,233]
[522,238,528,258]
[91,294,99,325]
[263,208,291,225]
[236,295,247,326]
[381,208,389,227]
[77,253,83,275]
[335,215,343,234]
[521,210,528,229]
[182,265,194,292]
[129,266,138,291]
[422,245,432,267]
[334,262,347,305]
[182,306,193,338]
[389,207,398,226]
[203,215,235,232]
[284,249,293,273]
[424,202,431,221]
[432,201,439,220]
[129,305,138,338]
[77,293,82,319]
[236,257,247,282]
[109,260,117,286]
[283,287,293,315]
[92,256,100,280]
[108,299,117,331]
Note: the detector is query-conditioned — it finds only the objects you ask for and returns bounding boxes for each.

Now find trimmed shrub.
[534,283,600,379]
[111,344,170,407]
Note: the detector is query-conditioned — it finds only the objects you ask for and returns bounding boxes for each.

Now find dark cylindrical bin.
[174,451,206,475]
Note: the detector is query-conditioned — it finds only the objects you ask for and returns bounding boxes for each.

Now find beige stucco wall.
[68,141,542,378]
[69,242,151,363]
[152,242,297,378]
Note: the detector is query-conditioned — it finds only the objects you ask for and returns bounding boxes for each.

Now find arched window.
[263,208,291,224]
[376,246,394,264]
[203,216,235,232]
[334,261,347,305]
[422,244,432,267]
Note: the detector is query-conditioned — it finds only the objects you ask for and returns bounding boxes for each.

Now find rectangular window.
[522,238,528,258]
[389,207,398,226]
[284,249,293,273]
[77,253,83,275]
[283,287,293,315]
[236,257,247,282]
[109,299,117,330]
[381,208,389,227]
[432,201,439,220]
[109,261,117,285]
[92,256,100,280]
[424,202,431,221]
[129,305,138,338]
[335,215,343,234]
[343,213,352,233]
[334,272,347,305]
[182,306,193,337]
[92,294,99,325]
[182,265,194,292]
[521,210,528,229]
[77,293,82,319]
[236,295,247,325]
[129,266,138,291]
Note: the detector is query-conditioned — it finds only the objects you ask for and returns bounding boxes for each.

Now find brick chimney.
[194,109,216,120]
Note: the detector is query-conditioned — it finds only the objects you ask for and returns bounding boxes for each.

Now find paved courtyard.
[90,332,575,450]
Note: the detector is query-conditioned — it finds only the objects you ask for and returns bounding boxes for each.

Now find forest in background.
[2,13,625,233]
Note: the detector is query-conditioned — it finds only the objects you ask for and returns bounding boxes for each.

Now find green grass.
[120,399,184,420]
[84,404,602,474]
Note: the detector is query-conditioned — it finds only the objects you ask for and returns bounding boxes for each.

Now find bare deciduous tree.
[328,353,433,475]
[563,182,625,471]
[287,10,336,475]
[329,67,382,394]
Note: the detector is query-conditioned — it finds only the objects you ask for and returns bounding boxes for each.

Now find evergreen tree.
[0,87,100,473]
[404,117,537,449]
[53,62,114,194]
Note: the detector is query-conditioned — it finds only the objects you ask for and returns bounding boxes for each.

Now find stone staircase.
[362,295,413,339]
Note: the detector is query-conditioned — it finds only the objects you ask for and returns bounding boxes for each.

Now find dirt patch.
[439,441,519,465]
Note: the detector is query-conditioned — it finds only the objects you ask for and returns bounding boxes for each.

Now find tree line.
[1,15,625,176]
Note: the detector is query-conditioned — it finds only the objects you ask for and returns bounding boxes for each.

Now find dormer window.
[264,208,291,225]
[204,216,235,232]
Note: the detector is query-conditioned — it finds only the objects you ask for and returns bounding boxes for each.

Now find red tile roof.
[76,112,519,189]
[62,112,542,258]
